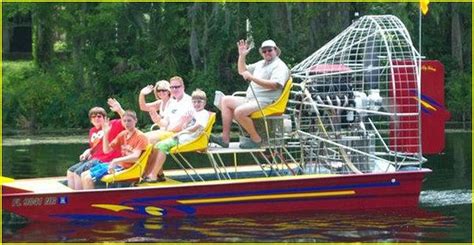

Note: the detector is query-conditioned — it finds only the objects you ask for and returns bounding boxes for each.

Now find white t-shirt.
[163,94,193,130]
[246,57,290,103]
[177,109,210,144]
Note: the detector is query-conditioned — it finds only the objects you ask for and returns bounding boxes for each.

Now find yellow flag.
[420,0,430,15]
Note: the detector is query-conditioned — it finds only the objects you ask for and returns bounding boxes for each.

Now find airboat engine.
[289,15,425,175]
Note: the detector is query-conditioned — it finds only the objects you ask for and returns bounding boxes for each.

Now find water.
[2,132,472,242]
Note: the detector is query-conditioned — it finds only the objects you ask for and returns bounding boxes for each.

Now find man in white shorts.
[212,39,290,149]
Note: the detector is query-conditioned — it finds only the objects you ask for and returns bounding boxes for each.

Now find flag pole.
[417,2,423,162]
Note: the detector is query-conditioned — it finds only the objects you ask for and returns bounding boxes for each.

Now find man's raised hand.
[237,39,251,56]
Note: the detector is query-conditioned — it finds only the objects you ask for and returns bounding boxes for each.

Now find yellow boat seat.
[101,144,154,183]
[250,78,293,119]
[169,112,216,154]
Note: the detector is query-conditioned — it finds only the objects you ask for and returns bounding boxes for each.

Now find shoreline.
[2,135,88,146]
[2,130,471,146]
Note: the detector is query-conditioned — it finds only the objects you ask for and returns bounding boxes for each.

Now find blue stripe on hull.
[128,180,400,204]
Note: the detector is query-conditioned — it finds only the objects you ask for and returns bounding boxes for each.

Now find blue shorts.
[68,159,104,175]
[89,163,123,182]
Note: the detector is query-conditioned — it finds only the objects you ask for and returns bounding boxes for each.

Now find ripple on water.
[420,189,472,207]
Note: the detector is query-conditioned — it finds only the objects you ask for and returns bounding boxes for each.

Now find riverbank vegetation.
[3,2,472,133]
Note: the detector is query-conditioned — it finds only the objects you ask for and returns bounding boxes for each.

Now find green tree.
[2,2,471,131]
[446,72,472,129]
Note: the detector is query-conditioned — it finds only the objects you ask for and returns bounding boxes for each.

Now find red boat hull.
[2,169,430,222]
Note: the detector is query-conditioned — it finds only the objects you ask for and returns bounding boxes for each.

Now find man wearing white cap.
[212,39,290,149]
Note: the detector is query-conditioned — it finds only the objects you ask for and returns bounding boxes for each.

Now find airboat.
[3,15,434,222]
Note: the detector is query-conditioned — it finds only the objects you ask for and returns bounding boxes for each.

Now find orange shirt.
[110,129,148,169]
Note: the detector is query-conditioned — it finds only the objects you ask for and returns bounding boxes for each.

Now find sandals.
[157,174,166,182]
[142,174,166,183]
[142,177,157,183]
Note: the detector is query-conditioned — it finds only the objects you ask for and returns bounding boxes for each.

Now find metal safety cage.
[290,15,425,175]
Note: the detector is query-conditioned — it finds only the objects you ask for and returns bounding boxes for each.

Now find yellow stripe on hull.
[178,190,355,205]
[91,204,134,212]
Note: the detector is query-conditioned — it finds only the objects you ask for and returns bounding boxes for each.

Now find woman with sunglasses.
[138,80,172,125]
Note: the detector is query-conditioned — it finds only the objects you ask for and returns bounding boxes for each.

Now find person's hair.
[88,107,107,118]
[169,76,184,86]
[123,110,137,120]
[191,89,207,101]
[155,80,171,92]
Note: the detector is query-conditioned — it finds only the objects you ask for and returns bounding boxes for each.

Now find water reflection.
[2,133,471,242]
[3,209,456,243]
[9,147,36,178]
[452,133,468,188]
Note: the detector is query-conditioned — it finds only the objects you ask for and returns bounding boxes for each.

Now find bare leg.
[145,131,162,145]
[73,174,83,190]
[234,103,262,143]
[220,96,247,143]
[142,149,158,177]
[81,171,95,190]
[66,170,75,189]
[148,151,167,180]
[146,130,174,145]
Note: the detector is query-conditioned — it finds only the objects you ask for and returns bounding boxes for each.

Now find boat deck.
[3,164,339,195]
[207,142,266,154]
[4,176,73,194]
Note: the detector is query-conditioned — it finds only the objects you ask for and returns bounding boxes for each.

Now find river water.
[2,132,472,242]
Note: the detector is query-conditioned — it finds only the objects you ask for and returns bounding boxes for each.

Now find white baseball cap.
[259,39,281,56]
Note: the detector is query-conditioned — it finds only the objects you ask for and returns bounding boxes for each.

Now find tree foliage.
[2,2,472,131]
